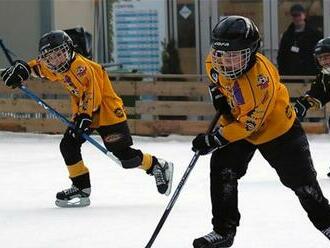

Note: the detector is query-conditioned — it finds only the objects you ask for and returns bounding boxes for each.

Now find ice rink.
[0,131,330,248]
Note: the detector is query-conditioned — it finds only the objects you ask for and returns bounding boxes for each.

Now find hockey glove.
[69,113,92,141]
[1,60,31,88]
[192,128,229,155]
[208,83,231,115]
[294,96,312,121]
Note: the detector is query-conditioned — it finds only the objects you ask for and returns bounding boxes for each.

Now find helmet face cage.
[210,47,251,79]
[39,42,73,73]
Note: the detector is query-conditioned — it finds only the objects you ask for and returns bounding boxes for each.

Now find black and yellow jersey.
[205,52,296,145]
[305,73,330,108]
[28,53,126,128]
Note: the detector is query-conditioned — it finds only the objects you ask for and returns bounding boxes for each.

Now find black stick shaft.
[0,39,14,65]
[145,111,221,248]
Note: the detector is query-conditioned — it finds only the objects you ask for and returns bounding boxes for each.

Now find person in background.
[277,3,322,75]
[295,37,330,177]
[0,30,173,208]
[192,15,330,248]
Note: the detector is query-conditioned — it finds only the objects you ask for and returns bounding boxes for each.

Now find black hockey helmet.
[64,27,93,59]
[314,37,330,74]
[210,16,261,79]
[38,30,74,73]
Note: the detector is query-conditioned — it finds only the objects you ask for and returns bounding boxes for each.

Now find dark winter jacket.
[277,21,322,76]
[307,73,330,107]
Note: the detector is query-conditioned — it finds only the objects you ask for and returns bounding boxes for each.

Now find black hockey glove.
[1,60,31,89]
[192,128,229,155]
[69,113,92,141]
[294,96,312,121]
[208,83,231,115]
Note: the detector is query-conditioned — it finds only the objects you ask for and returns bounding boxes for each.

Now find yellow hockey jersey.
[205,52,296,145]
[28,54,126,128]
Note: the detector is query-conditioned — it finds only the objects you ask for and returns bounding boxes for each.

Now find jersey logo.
[245,119,256,131]
[64,75,79,96]
[257,74,269,89]
[213,41,229,47]
[103,133,123,143]
[233,81,245,105]
[114,108,125,118]
[76,66,87,77]
[247,109,264,121]
[80,92,92,111]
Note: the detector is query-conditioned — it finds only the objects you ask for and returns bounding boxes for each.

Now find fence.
[0,73,328,135]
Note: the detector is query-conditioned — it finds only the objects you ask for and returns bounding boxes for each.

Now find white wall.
[0,0,95,68]
[0,0,42,67]
[52,0,94,33]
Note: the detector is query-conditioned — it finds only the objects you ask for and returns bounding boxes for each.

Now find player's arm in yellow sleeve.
[28,59,58,81]
[28,59,42,78]
[77,67,98,117]
[70,95,79,121]
[221,79,276,142]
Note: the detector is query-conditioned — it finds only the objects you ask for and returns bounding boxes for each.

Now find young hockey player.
[294,37,330,176]
[1,30,173,208]
[191,16,330,247]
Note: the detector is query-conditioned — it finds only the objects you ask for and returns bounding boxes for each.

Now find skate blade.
[165,162,174,196]
[55,197,90,208]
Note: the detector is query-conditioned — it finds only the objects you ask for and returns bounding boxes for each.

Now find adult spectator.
[277,3,322,75]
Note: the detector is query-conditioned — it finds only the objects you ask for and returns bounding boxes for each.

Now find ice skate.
[55,185,91,208]
[151,158,173,196]
[193,230,235,248]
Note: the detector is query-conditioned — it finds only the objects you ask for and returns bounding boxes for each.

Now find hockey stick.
[18,84,121,165]
[145,111,221,248]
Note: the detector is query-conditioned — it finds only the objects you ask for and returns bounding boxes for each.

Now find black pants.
[60,121,143,168]
[210,120,330,235]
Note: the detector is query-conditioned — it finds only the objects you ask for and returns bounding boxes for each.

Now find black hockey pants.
[60,121,144,168]
[210,119,330,235]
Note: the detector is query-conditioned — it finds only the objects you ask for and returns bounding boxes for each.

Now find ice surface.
[0,132,329,247]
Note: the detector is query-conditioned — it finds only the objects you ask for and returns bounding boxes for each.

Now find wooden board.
[0,118,66,133]
[112,81,208,97]
[0,117,327,135]
[135,101,213,116]
[0,77,329,135]
[129,119,210,136]
[0,98,71,114]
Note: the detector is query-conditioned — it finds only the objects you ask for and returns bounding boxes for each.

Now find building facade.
[1,0,329,75]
